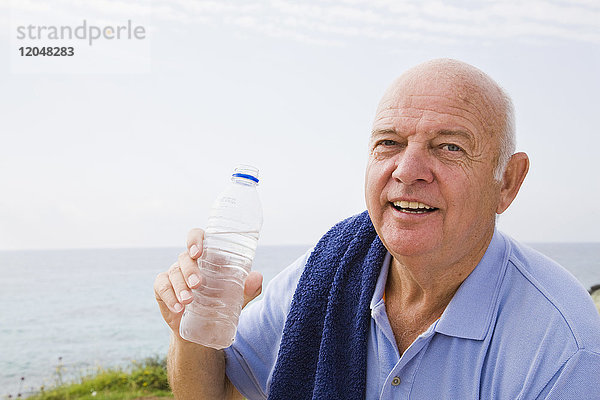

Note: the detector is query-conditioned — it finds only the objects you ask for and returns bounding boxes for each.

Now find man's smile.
[391,200,438,214]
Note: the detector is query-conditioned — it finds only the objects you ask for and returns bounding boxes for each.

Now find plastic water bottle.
[179,165,263,349]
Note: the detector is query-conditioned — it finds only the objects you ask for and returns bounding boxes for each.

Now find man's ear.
[496,152,529,214]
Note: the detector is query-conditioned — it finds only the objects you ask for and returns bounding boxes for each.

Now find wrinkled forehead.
[374,64,506,137]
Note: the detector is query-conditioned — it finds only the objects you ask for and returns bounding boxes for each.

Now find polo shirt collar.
[434,229,509,340]
[370,252,391,310]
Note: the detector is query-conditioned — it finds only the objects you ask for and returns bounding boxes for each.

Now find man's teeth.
[393,201,434,210]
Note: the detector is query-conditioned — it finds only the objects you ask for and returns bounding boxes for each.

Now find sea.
[1,243,599,397]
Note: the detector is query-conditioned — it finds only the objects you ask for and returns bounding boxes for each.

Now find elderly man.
[154,59,600,399]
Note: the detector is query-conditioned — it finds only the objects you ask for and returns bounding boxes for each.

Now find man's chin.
[380,229,440,259]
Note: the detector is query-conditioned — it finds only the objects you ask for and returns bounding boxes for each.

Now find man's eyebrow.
[437,129,474,143]
[370,128,397,137]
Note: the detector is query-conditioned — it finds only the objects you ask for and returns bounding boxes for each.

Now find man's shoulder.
[499,233,600,351]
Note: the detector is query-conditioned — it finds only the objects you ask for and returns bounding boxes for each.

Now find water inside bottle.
[180,232,257,348]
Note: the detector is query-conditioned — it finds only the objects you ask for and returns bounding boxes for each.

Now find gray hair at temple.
[495,88,516,182]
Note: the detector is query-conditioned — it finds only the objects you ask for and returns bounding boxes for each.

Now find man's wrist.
[170,331,222,354]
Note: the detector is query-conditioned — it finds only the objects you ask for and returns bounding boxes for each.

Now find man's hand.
[153,228,263,400]
[154,228,264,338]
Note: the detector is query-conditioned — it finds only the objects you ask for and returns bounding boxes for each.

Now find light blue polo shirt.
[224,230,600,399]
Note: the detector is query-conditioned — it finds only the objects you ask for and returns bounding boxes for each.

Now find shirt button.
[391,377,401,386]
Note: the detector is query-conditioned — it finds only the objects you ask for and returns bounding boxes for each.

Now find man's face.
[365,74,503,266]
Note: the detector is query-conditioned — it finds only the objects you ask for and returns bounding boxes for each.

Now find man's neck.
[386,229,494,309]
[384,230,494,353]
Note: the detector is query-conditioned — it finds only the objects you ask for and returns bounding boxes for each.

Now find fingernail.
[188,274,200,287]
[180,290,191,301]
[189,245,199,258]
[173,303,183,313]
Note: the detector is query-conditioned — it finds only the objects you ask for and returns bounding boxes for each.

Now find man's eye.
[380,140,397,146]
[443,143,462,152]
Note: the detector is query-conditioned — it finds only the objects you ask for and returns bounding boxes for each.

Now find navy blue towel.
[268,211,388,399]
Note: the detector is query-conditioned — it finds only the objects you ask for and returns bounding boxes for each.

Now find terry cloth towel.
[268,210,388,400]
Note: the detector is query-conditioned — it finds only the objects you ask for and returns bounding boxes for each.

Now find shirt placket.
[379,323,437,399]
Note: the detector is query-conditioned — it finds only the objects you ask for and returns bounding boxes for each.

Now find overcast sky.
[1,0,599,250]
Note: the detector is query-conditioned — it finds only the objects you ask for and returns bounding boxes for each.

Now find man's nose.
[391,144,434,184]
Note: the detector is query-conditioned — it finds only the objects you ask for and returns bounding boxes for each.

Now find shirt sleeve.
[224,249,311,400]
[537,349,600,400]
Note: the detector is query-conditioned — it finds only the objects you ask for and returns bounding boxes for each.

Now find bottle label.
[216,196,237,209]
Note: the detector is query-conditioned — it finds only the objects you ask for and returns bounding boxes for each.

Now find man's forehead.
[378,93,481,114]
[374,94,485,133]
[375,75,503,137]
[378,75,480,109]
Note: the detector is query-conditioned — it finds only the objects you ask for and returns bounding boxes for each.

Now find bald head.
[376,59,515,180]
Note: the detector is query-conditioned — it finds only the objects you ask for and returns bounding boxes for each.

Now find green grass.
[21,356,173,400]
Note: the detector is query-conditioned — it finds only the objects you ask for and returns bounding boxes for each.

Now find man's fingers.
[177,251,202,290]
[154,267,184,314]
[243,271,263,308]
[186,228,205,260]
[168,261,196,306]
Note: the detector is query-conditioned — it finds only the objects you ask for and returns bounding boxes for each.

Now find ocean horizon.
[1,242,599,397]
